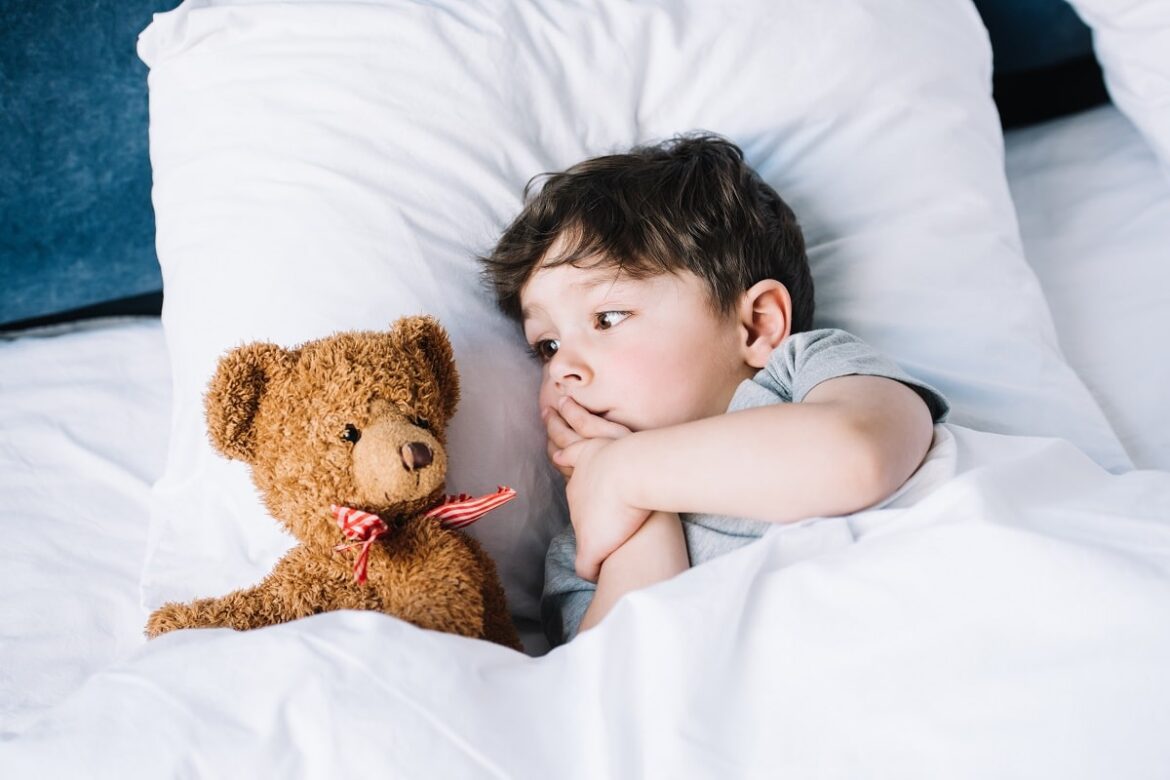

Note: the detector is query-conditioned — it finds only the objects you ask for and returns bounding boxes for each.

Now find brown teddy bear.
[145,315,522,651]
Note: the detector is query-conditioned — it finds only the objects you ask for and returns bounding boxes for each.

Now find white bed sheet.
[2,106,1170,765]
[0,318,169,738]
[3,424,1170,777]
[1006,104,1170,471]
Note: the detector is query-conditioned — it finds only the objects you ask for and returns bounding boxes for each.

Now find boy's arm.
[579,510,689,633]
[557,374,934,581]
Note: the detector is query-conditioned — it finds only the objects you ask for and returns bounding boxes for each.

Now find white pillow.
[1063,0,1170,176]
[137,0,1132,638]
[1005,104,1170,472]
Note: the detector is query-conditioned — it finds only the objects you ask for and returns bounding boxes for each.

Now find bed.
[2,0,1169,775]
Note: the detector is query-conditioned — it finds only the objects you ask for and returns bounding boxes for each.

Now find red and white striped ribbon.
[330,504,390,584]
[423,485,517,529]
[330,486,516,583]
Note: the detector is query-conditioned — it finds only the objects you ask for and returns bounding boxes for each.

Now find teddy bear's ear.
[392,315,460,422]
[203,341,293,463]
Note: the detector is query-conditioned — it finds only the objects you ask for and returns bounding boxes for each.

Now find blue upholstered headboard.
[976,0,1092,73]
[1,1,177,329]
[0,0,1101,330]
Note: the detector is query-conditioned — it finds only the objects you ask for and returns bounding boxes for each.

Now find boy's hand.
[543,396,632,480]
[553,435,649,582]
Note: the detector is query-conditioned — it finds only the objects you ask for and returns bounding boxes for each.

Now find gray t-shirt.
[542,328,950,645]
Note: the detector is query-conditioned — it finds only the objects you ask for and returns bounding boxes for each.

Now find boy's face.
[520,260,755,433]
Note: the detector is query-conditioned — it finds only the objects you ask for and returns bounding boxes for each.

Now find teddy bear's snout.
[401,442,433,471]
[350,418,446,506]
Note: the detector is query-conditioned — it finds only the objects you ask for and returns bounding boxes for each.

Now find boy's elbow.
[841,414,929,511]
[843,429,892,511]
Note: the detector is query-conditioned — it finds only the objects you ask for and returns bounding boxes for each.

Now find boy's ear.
[737,280,792,369]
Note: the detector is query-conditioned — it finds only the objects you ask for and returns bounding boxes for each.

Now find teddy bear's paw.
[145,602,193,639]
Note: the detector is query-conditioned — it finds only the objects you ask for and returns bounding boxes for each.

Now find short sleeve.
[743,328,949,422]
[541,526,595,646]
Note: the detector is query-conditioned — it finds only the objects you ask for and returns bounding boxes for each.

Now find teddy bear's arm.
[144,586,301,638]
[144,553,340,638]
[146,597,230,637]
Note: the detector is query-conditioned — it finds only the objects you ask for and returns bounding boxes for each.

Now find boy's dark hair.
[480,133,814,333]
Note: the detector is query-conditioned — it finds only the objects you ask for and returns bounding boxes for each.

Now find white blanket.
[0,319,169,737]
[4,425,1169,778]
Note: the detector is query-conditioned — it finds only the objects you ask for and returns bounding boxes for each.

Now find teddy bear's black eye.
[412,417,431,430]
[341,424,361,443]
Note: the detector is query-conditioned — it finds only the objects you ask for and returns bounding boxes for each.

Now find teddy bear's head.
[204,316,459,550]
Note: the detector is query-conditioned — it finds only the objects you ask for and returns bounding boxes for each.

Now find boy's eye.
[528,339,559,363]
[595,311,630,330]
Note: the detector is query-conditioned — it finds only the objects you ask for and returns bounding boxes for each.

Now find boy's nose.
[549,346,591,386]
[555,369,584,387]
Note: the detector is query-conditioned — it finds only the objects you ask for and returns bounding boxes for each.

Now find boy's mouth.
[579,402,611,420]
[556,395,623,427]
[594,408,624,426]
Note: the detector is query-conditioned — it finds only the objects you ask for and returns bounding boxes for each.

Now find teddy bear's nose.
[401,442,433,471]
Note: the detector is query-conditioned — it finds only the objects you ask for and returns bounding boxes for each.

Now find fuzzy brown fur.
[145,316,522,651]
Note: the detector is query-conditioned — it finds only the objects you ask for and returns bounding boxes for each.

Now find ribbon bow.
[331,486,516,583]
[330,505,390,585]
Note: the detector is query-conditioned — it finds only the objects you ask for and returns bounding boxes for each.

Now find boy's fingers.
[545,409,582,450]
[559,397,632,439]
[546,439,573,479]
[552,439,585,468]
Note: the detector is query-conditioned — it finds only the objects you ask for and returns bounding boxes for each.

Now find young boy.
[481,134,949,645]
